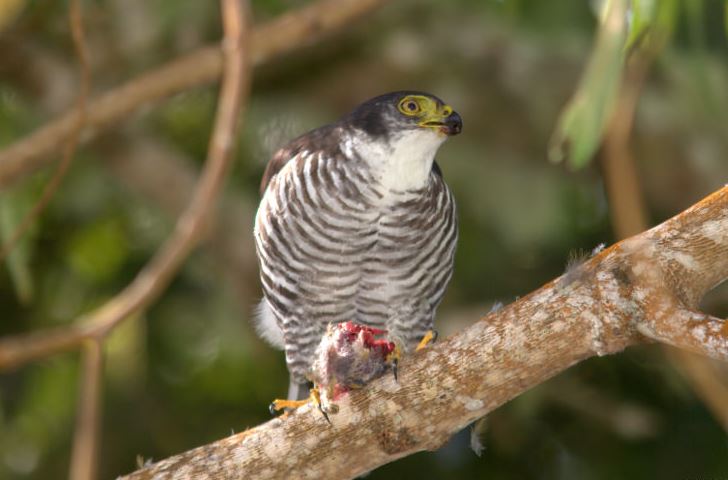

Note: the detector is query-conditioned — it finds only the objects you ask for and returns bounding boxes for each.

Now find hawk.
[254,91,462,401]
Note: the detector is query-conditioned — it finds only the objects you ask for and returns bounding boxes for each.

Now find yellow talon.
[416,330,438,351]
[269,387,331,424]
[269,397,311,414]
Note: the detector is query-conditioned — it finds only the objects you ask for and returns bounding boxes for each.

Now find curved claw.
[319,405,331,425]
[311,387,338,424]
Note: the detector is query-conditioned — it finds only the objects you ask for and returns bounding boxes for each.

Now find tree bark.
[121,186,728,480]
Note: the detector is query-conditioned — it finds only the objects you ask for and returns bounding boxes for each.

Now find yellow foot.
[416,330,439,351]
[269,397,311,415]
[269,388,332,424]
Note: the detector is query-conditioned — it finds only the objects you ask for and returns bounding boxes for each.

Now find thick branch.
[0,0,391,188]
[122,187,728,479]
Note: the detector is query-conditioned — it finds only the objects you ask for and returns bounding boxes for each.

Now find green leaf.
[549,0,629,169]
[0,85,41,304]
[625,0,654,51]
[626,0,679,54]
[0,358,78,459]
[0,188,35,304]
[65,216,129,282]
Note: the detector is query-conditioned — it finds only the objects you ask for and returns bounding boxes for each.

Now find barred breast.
[254,137,457,383]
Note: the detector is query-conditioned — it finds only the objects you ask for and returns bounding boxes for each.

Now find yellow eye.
[398,98,421,115]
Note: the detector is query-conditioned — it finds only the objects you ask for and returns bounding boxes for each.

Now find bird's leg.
[269,387,333,424]
[416,329,438,351]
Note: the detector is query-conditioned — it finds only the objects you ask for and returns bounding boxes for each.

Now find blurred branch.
[62,5,103,479]
[0,0,392,188]
[674,353,728,430]
[104,135,258,300]
[69,339,104,480]
[0,0,252,370]
[0,0,90,264]
[122,186,728,479]
[601,56,649,240]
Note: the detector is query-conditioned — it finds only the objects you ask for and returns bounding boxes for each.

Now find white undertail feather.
[253,299,284,349]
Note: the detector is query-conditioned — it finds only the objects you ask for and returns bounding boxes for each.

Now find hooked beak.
[419,107,463,136]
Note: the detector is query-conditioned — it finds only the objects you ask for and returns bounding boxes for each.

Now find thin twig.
[69,339,104,480]
[0,0,391,188]
[0,0,90,263]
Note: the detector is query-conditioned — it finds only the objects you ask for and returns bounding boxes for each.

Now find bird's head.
[340,92,462,190]
[345,91,462,141]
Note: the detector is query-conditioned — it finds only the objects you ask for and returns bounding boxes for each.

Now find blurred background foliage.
[1,0,727,478]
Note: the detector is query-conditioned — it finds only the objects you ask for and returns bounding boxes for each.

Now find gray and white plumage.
[253,91,462,400]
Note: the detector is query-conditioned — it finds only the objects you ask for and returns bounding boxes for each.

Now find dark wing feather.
[259,123,343,196]
[259,147,294,196]
[432,161,443,178]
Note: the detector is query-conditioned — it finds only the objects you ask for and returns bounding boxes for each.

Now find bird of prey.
[254,91,462,402]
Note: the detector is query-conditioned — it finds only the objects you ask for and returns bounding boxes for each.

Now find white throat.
[343,129,446,192]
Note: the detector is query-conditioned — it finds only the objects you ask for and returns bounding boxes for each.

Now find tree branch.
[0,0,391,188]
[69,339,104,480]
[0,0,252,371]
[121,186,728,479]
